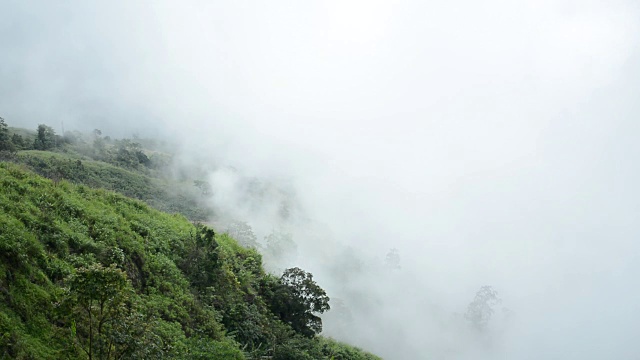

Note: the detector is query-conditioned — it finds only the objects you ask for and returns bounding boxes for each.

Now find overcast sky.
[2,1,640,358]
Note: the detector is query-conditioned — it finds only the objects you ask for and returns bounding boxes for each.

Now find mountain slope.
[0,162,380,359]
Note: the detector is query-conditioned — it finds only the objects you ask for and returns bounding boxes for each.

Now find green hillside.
[0,163,380,359]
[14,150,210,221]
[1,119,212,222]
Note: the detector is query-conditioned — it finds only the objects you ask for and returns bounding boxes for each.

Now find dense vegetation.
[0,118,381,359]
[1,118,211,221]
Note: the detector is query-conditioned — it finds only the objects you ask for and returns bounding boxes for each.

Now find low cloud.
[2,1,640,358]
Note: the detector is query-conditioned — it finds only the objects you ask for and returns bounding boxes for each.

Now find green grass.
[13,150,212,221]
[0,162,381,359]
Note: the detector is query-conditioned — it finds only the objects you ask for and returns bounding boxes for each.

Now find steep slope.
[0,162,381,359]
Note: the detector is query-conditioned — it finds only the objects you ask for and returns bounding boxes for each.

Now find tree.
[11,133,25,150]
[464,286,501,331]
[265,267,330,337]
[63,263,154,359]
[226,220,259,248]
[181,225,219,290]
[0,117,15,152]
[0,117,8,141]
[33,124,57,150]
[107,139,152,169]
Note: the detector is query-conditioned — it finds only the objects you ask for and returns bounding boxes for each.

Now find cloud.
[2,0,640,358]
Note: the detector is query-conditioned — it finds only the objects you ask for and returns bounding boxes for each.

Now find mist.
[2,0,640,358]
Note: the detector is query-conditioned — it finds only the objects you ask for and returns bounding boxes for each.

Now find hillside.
[1,119,213,222]
[13,150,211,222]
[0,144,381,357]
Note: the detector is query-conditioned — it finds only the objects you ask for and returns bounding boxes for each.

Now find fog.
[2,0,640,358]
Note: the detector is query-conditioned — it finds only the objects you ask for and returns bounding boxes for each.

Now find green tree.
[110,139,152,169]
[64,263,154,359]
[11,133,25,149]
[33,124,57,150]
[0,117,15,152]
[181,225,219,290]
[264,268,330,338]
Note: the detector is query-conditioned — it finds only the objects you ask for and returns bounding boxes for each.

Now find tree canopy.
[263,267,331,338]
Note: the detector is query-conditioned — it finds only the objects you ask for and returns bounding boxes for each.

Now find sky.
[2,1,640,358]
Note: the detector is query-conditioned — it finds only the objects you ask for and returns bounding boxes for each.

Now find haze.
[2,1,640,358]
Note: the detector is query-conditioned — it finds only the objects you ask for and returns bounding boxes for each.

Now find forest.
[0,117,381,359]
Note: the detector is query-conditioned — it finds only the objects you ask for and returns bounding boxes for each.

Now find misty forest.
[2,1,640,360]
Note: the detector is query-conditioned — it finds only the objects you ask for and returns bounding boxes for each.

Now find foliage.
[271,336,381,360]
[0,117,15,153]
[317,338,382,360]
[33,124,59,151]
[226,221,259,248]
[0,162,379,359]
[13,151,211,221]
[464,286,501,331]
[61,263,153,359]
[0,120,211,221]
[263,267,330,338]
